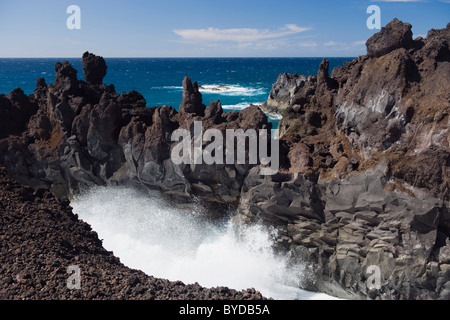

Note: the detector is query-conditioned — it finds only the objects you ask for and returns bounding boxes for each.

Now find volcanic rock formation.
[0,54,270,204]
[239,19,450,299]
[0,19,449,300]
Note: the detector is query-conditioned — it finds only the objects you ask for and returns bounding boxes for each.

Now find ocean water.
[0,57,353,128]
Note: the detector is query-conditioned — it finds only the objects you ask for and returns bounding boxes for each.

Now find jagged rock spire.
[179,76,205,116]
[82,51,107,85]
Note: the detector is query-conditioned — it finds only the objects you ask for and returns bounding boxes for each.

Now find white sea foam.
[156,84,266,97]
[199,84,266,97]
[222,102,283,123]
[157,85,183,90]
[71,186,339,300]
[265,112,283,121]
[222,102,253,111]
[222,102,267,110]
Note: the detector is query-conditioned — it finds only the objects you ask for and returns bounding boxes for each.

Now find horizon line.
[0,56,359,59]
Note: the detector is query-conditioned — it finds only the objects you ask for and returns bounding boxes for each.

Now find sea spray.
[71,186,335,300]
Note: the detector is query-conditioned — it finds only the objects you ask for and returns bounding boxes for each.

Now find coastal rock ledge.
[0,167,265,300]
[0,19,449,300]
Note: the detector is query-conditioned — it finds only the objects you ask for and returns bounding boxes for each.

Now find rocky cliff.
[0,19,449,300]
[260,73,308,113]
[0,51,270,208]
[238,19,450,299]
[268,19,449,201]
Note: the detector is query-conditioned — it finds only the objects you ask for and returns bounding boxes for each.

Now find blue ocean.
[0,58,353,128]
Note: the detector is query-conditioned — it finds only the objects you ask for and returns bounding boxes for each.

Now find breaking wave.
[71,186,338,300]
[198,84,266,97]
[155,84,266,97]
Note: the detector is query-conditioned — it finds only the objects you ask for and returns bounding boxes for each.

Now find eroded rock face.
[0,89,38,139]
[274,19,449,200]
[236,166,449,299]
[261,73,308,113]
[179,76,206,116]
[82,51,107,85]
[0,18,449,300]
[243,19,449,299]
[366,18,415,58]
[0,56,269,206]
[54,61,79,93]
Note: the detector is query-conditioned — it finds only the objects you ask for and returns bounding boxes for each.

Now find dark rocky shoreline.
[0,18,449,300]
[0,167,266,300]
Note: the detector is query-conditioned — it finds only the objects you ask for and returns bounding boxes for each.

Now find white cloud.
[317,40,366,53]
[284,24,310,33]
[352,40,367,46]
[298,41,318,47]
[324,41,340,46]
[323,40,366,47]
[173,24,310,43]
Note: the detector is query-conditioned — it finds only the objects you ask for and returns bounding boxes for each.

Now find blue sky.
[0,0,448,57]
